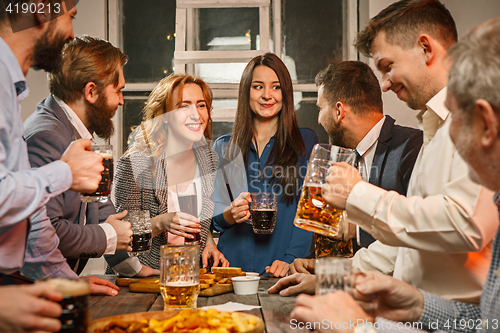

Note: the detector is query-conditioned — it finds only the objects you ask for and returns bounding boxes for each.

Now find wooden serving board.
[88,310,264,333]
[199,283,233,297]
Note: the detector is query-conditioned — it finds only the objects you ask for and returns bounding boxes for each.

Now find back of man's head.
[355,0,457,57]
[447,18,500,122]
[49,35,128,104]
[315,61,383,115]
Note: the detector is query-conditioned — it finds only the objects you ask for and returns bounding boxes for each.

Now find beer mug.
[81,144,113,203]
[315,257,352,295]
[314,215,357,258]
[39,278,90,333]
[160,244,200,310]
[250,192,278,234]
[126,210,152,256]
[294,144,356,237]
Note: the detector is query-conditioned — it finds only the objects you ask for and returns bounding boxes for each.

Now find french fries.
[199,267,245,291]
[95,308,259,333]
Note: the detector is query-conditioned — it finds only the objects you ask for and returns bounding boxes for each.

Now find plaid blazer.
[112,144,218,270]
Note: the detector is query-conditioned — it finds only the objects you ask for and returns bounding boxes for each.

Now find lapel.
[369,116,395,186]
[42,94,77,141]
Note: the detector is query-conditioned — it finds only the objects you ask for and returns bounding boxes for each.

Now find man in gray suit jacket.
[285,61,422,276]
[22,36,155,282]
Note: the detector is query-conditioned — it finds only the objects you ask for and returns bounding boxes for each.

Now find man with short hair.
[272,0,498,304]
[22,36,146,277]
[290,16,500,333]
[0,0,104,331]
[288,61,422,274]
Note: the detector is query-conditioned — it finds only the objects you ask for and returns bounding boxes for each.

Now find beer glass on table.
[294,144,356,237]
[160,244,200,310]
[315,257,352,295]
[250,192,278,234]
[176,181,200,243]
[126,210,152,256]
[38,278,90,333]
[81,144,113,203]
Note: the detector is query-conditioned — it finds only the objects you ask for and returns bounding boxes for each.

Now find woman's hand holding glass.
[150,212,201,239]
[223,192,252,225]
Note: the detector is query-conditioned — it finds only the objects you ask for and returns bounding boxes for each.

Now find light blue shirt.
[0,37,75,277]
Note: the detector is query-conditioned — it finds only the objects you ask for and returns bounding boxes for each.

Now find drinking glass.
[160,244,200,310]
[176,181,200,243]
[315,257,352,295]
[81,144,113,203]
[250,192,277,234]
[126,210,152,256]
[294,144,356,237]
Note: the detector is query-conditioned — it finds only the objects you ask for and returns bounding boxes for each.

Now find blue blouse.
[211,128,318,274]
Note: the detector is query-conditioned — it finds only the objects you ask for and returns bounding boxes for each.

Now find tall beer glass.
[81,144,113,203]
[294,144,356,237]
[176,181,200,243]
[160,244,200,310]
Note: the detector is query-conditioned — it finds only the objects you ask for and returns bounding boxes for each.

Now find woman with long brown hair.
[212,53,318,276]
[108,74,227,275]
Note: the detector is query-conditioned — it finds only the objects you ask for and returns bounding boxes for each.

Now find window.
[109,0,358,154]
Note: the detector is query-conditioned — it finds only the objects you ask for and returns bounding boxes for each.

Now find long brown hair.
[230,53,306,204]
[128,73,213,156]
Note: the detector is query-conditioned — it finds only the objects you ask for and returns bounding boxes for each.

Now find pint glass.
[81,144,113,203]
[294,144,356,237]
[160,244,200,310]
[176,181,200,243]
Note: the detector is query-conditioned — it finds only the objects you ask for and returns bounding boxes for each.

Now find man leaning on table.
[289,60,422,275]
[270,0,499,304]
[0,1,110,332]
[291,16,500,333]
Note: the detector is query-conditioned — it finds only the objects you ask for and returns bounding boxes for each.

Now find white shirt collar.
[416,87,449,122]
[355,115,386,156]
[53,95,93,141]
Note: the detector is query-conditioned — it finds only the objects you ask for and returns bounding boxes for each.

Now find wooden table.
[89,275,308,333]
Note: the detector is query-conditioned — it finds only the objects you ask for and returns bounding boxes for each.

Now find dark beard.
[86,94,116,139]
[32,21,70,73]
[328,126,347,148]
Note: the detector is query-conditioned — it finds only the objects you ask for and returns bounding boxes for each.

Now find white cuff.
[98,222,117,255]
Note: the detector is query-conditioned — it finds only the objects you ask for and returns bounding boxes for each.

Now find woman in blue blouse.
[212,53,318,276]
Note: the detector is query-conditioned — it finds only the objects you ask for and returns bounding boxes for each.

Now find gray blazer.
[356,115,423,248]
[23,94,115,273]
[107,143,218,270]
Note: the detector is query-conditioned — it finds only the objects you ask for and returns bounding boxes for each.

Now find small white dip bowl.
[232,276,260,295]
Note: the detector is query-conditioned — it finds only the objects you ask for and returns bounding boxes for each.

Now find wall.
[20,0,106,120]
[362,0,500,128]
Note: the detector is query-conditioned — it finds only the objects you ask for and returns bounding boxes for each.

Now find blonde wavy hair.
[127,74,213,156]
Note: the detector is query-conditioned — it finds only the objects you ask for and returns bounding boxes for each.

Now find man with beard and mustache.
[23,36,158,279]
[278,61,422,276]
[0,1,116,332]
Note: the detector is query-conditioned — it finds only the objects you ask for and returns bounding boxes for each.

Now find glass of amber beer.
[39,278,90,333]
[294,144,356,237]
[81,144,113,203]
[160,243,200,310]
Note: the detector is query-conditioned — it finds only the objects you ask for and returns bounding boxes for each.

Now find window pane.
[295,93,329,144]
[282,0,344,84]
[123,98,147,153]
[195,63,247,84]
[198,8,259,51]
[121,0,176,83]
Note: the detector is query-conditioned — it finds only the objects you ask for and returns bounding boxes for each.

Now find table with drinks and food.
[56,144,361,333]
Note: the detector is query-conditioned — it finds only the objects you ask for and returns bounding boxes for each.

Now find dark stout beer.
[131,232,152,252]
[250,208,277,234]
[81,153,113,201]
[178,194,200,243]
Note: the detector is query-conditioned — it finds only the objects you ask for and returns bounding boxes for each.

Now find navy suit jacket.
[356,115,423,249]
[24,94,116,274]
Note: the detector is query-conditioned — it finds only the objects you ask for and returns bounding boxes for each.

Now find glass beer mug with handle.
[294,144,357,238]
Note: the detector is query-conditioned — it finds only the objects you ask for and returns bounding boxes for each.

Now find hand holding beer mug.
[250,192,277,234]
[126,210,152,256]
[81,144,113,203]
[176,181,200,243]
[160,244,200,310]
[294,144,357,237]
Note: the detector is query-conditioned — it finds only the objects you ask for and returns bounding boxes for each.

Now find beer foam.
[163,281,198,287]
[98,152,113,159]
[46,278,90,296]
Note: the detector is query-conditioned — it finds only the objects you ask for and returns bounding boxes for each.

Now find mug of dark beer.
[40,278,90,333]
[81,144,113,203]
[126,210,152,256]
[250,192,277,234]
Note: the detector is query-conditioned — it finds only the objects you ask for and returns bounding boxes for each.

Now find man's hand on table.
[81,276,119,296]
[265,260,289,277]
[291,291,373,333]
[268,273,316,296]
[289,258,315,274]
